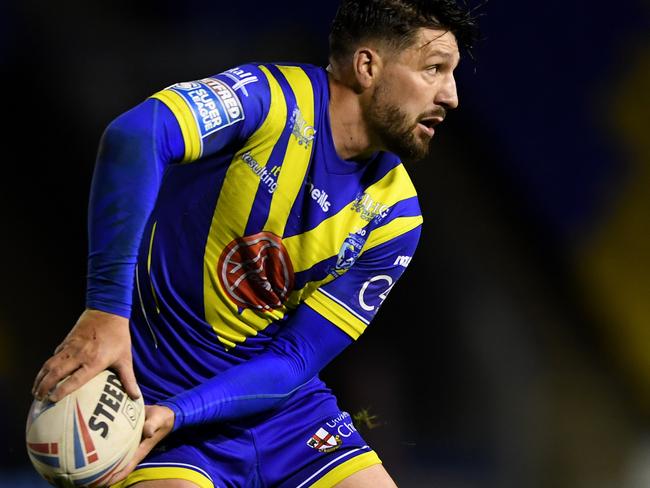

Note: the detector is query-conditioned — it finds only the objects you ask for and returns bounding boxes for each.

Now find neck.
[327,69,378,161]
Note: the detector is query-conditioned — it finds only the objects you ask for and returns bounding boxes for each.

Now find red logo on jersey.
[218,232,294,311]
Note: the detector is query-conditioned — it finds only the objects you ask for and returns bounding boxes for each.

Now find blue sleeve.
[158,306,353,430]
[85,99,184,317]
[85,64,270,318]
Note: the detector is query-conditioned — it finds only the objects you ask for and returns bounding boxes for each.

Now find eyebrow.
[423,49,452,58]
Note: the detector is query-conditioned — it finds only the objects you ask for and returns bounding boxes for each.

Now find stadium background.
[1,1,649,486]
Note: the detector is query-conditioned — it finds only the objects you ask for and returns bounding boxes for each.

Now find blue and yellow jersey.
[128,63,422,400]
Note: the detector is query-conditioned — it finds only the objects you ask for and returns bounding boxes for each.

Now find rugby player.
[32,1,479,486]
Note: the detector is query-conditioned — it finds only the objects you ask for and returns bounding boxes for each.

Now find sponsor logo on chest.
[218,232,294,312]
[351,192,391,222]
[329,229,367,277]
[241,152,281,194]
[240,152,331,213]
[290,107,316,148]
[305,177,331,212]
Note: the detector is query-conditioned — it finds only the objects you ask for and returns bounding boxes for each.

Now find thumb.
[143,406,172,435]
[114,360,141,400]
[142,421,160,438]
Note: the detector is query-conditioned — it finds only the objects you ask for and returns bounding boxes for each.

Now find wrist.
[157,401,182,431]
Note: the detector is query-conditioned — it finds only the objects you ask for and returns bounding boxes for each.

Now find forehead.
[401,28,460,63]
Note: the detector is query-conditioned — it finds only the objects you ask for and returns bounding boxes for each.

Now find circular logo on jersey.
[218,232,294,311]
[172,81,201,91]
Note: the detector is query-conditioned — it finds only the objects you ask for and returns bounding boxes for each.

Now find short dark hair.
[329,0,481,61]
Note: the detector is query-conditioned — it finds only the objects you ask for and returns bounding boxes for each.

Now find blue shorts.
[113,378,381,487]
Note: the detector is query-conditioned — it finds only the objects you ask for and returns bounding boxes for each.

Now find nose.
[435,74,459,110]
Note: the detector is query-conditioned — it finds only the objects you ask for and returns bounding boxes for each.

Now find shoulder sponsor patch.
[169,78,245,138]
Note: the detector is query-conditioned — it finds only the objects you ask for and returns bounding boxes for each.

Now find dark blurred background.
[2,1,649,487]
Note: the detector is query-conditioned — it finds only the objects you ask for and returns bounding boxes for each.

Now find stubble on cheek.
[365,87,431,162]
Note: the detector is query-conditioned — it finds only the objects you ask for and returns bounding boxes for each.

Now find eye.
[426,65,440,75]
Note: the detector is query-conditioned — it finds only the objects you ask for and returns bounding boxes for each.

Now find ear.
[352,47,383,89]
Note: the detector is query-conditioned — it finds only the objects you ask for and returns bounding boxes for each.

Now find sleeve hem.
[85,300,131,319]
[157,401,184,432]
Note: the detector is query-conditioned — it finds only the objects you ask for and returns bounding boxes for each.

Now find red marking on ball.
[218,232,294,311]
[75,401,97,462]
[27,443,50,454]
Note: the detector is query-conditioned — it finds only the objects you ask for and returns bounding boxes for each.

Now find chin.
[379,125,432,162]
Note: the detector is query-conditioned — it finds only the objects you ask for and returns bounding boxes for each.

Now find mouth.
[416,117,443,138]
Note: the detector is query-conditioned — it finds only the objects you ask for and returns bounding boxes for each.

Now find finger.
[48,365,98,402]
[113,360,141,400]
[31,366,49,397]
[105,430,160,486]
[33,356,82,401]
[106,408,172,486]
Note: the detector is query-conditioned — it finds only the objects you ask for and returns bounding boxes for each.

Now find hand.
[105,405,175,486]
[31,309,140,402]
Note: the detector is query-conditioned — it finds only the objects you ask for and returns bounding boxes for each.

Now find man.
[32,1,478,486]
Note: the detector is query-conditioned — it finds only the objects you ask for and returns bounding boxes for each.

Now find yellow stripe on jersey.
[364,215,423,251]
[284,164,417,273]
[150,90,202,162]
[285,211,365,274]
[202,66,291,348]
[263,65,315,237]
[147,221,161,314]
[304,289,368,339]
[285,273,336,311]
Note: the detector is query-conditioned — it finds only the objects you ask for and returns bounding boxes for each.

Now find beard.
[364,84,432,163]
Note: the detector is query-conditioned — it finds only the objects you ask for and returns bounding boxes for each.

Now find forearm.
[160,350,310,429]
[159,306,352,430]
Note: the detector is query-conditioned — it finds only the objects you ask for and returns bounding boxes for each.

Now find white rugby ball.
[26,370,145,487]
